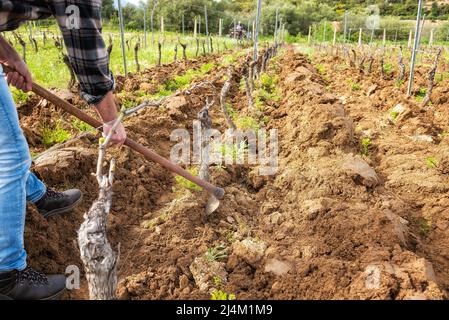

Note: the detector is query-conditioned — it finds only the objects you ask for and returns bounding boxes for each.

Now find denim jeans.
[0,65,46,271]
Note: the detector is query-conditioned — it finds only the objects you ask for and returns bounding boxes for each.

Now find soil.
[16,45,449,300]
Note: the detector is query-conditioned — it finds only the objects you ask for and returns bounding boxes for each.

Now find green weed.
[211,289,236,301]
[316,63,326,75]
[418,218,432,237]
[11,88,32,104]
[383,63,394,75]
[426,157,438,169]
[416,88,427,102]
[42,122,71,147]
[236,116,260,131]
[72,119,94,132]
[205,243,228,262]
[390,111,400,121]
[348,79,361,91]
[396,79,405,87]
[360,137,372,156]
[174,167,202,192]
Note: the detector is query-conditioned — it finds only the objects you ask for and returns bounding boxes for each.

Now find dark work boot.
[35,188,83,219]
[0,267,66,300]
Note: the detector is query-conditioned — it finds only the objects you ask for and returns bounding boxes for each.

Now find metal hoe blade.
[205,196,220,216]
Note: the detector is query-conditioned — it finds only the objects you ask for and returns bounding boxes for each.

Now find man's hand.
[4,59,32,92]
[0,35,32,92]
[96,92,127,146]
[103,121,127,146]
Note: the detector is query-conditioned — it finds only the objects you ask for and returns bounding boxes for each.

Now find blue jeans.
[0,65,46,271]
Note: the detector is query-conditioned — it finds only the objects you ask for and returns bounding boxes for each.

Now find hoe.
[2,65,225,214]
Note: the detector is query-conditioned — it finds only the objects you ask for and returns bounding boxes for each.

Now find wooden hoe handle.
[2,65,225,199]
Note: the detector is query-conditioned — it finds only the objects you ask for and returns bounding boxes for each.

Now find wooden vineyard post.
[369,27,375,47]
[194,18,198,38]
[253,0,262,62]
[429,28,434,48]
[382,28,386,47]
[219,18,223,38]
[160,16,165,43]
[204,5,210,53]
[182,13,185,36]
[117,0,127,75]
[323,21,327,44]
[274,8,279,47]
[252,21,256,42]
[343,10,348,43]
[358,28,363,46]
[143,4,147,49]
[150,0,158,46]
[333,26,337,46]
[394,27,399,46]
[397,46,406,85]
[408,0,424,97]
[417,14,426,65]
[308,26,312,45]
[408,29,413,49]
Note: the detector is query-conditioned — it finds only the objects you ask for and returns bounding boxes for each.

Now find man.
[0,1,126,300]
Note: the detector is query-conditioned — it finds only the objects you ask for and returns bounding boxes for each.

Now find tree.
[102,0,116,21]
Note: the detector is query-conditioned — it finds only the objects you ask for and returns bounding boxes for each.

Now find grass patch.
[42,122,71,147]
[383,63,394,75]
[390,111,400,121]
[235,116,260,132]
[11,88,32,104]
[316,63,326,75]
[205,243,228,262]
[348,79,361,91]
[426,157,438,169]
[396,79,405,88]
[360,137,372,156]
[174,167,202,192]
[415,88,427,102]
[418,218,432,237]
[211,289,236,301]
[72,119,94,132]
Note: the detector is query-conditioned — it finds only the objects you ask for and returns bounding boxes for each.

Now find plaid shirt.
[0,0,114,105]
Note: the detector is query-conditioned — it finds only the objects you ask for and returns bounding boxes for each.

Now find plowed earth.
[17,46,448,300]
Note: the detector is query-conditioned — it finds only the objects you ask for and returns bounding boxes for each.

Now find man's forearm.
[95,91,119,123]
[0,35,21,64]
